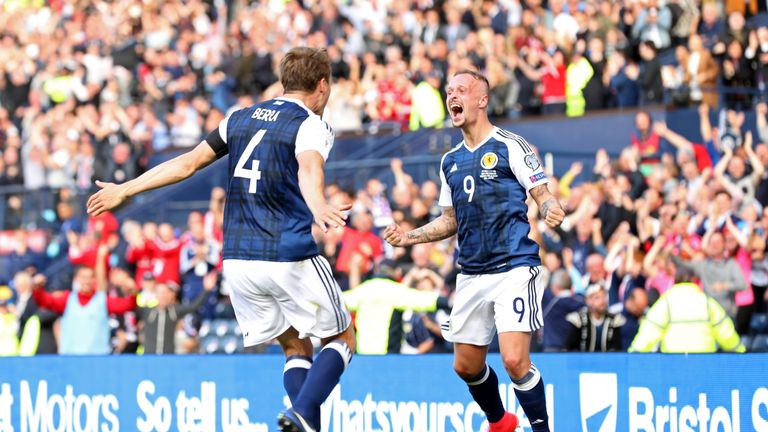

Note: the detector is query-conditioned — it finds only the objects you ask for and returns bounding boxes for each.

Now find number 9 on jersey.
[463,175,475,203]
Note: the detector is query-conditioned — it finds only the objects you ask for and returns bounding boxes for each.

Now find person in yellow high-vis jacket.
[409,71,446,131]
[0,287,19,356]
[565,52,594,118]
[630,269,745,353]
[343,261,451,354]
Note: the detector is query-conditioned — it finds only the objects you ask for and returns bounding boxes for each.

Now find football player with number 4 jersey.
[87,47,354,432]
[385,70,565,432]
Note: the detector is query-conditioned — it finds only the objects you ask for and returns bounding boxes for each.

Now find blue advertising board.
[0,354,766,432]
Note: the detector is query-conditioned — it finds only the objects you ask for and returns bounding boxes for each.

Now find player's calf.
[277,327,315,404]
[459,364,508,423]
[283,355,312,403]
[453,344,516,431]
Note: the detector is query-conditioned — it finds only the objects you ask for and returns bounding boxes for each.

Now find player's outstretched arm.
[297,150,352,232]
[87,142,218,216]
[530,184,565,229]
[384,207,457,247]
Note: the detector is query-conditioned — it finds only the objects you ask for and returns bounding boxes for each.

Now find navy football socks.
[283,355,312,403]
[511,363,550,432]
[462,364,506,423]
[291,340,352,429]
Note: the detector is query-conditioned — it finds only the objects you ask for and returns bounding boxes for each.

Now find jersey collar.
[461,127,498,153]
[275,96,314,115]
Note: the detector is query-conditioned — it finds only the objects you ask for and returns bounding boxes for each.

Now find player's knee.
[502,353,529,380]
[278,330,313,358]
[322,326,356,360]
[453,359,484,381]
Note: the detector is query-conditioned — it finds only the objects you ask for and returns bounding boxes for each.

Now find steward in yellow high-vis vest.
[565,55,594,117]
[409,75,446,131]
[0,287,18,356]
[343,277,451,354]
[629,282,745,353]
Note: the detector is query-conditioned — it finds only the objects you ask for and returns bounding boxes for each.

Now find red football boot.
[489,412,519,432]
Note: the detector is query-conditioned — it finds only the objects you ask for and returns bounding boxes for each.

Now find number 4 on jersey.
[234,129,266,194]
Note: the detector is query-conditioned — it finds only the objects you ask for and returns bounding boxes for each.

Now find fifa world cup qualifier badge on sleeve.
[480,152,498,180]
[524,153,540,171]
[525,153,546,183]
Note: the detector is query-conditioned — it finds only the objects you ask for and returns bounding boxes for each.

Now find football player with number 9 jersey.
[385,70,565,432]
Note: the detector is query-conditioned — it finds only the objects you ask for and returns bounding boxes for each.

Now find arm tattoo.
[540,198,557,219]
[530,184,548,200]
[406,208,458,244]
[530,184,559,218]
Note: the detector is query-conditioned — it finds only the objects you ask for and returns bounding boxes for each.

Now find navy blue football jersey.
[439,127,548,274]
[208,97,334,262]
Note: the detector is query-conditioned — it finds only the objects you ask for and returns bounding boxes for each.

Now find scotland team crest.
[481,152,498,169]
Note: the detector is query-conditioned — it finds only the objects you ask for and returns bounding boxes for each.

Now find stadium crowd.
[2,0,768,354]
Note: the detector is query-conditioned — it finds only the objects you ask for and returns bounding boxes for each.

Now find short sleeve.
[506,135,548,191]
[438,157,453,207]
[295,116,334,161]
[205,114,230,159]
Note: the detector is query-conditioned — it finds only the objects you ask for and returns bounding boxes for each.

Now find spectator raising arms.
[33,246,136,354]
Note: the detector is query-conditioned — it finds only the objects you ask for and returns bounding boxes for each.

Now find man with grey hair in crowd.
[541,269,584,352]
[670,231,748,319]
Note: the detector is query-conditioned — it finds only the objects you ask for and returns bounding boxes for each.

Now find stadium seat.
[198,320,212,338]
[230,321,242,336]
[751,335,768,353]
[741,336,753,352]
[197,319,243,354]
[750,314,768,334]
[212,319,230,337]
[222,335,242,354]
[201,335,221,354]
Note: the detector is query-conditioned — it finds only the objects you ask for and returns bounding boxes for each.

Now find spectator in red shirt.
[125,223,155,286]
[150,223,182,285]
[653,121,713,172]
[336,211,384,289]
[67,230,113,271]
[86,211,119,239]
[515,49,567,115]
[539,50,567,115]
[373,62,413,130]
[631,111,662,176]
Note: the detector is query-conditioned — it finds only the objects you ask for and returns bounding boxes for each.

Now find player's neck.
[461,119,495,149]
[282,91,322,116]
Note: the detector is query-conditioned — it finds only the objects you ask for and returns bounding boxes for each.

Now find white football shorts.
[223,256,351,347]
[441,265,544,346]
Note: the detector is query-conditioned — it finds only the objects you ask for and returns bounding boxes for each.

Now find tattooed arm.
[384,207,458,246]
[530,184,565,228]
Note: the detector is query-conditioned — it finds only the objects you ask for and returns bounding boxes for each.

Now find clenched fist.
[384,223,409,247]
[542,202,565,229]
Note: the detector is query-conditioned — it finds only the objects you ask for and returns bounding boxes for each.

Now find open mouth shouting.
[449,101,464,122]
